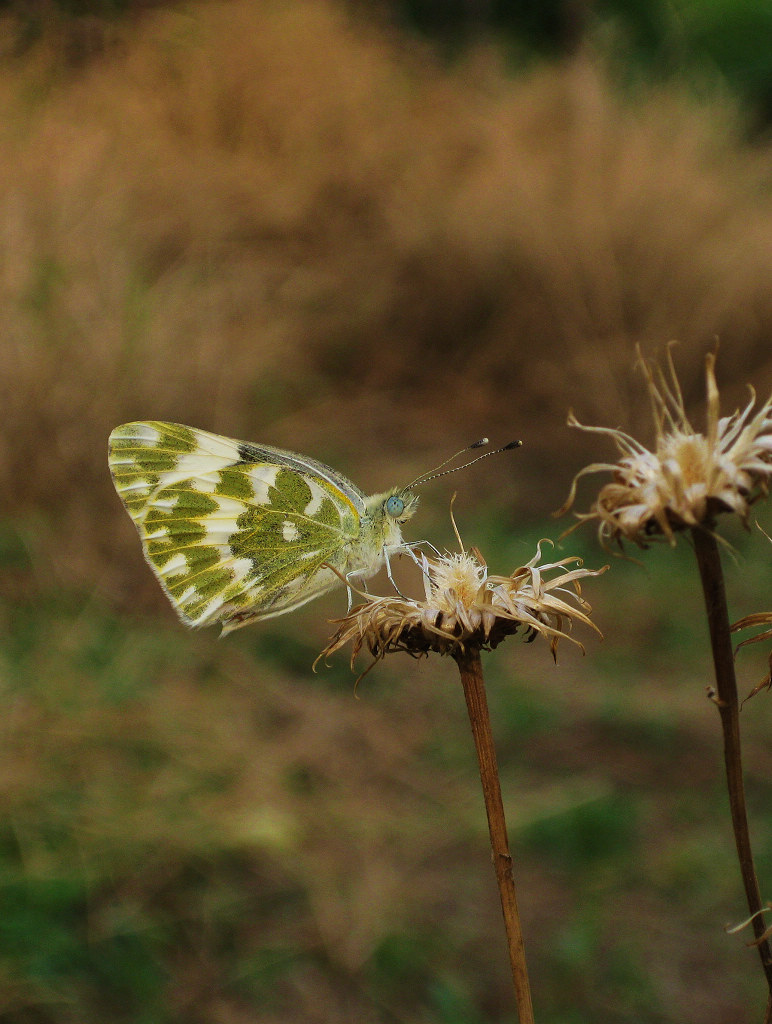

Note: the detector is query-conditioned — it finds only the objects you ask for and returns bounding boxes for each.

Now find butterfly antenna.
[406,439,522,489]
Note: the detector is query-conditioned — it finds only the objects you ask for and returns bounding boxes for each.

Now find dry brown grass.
[2,0,772,600]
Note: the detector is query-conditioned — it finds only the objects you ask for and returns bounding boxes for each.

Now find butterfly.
[108,421,519,635]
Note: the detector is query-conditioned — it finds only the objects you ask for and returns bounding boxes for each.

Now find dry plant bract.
[733,525,772,702]
[732,611,772,701]
[320,530,606,1024]
[559,345,772,547]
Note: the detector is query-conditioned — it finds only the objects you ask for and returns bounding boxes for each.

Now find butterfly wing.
[108,421,366,632]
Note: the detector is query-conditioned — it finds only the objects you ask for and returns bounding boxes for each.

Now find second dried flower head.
[559,347,772,547]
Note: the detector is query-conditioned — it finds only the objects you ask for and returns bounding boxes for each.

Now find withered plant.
[320,525,606,1023]
[560,345,772,1020]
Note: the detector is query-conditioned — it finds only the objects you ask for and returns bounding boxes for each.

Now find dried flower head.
[559,346,772,547]
[318,539,606,674]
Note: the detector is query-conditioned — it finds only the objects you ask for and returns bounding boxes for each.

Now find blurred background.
[2,1,772,1021]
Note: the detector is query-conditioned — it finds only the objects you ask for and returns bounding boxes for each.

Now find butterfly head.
[384,489,419,524]
[366,487,419,534]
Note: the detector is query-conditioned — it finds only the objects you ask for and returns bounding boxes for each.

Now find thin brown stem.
[692,526,772,1002]
[454,647,535,1024]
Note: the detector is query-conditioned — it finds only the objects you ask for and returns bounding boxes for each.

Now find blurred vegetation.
[2,0,772,1020]
[389,0,772,124]
[5,0,772,125]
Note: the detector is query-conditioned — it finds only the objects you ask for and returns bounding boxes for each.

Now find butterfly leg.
[382,540,442,597]
[343,570,371,611]
[394,541,442,592]
[341,542,444,607]
[404,539,442,562]
[382,545,409,599]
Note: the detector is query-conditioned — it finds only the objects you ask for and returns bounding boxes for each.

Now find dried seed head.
[559,347,772,548]
[318,538,606,676]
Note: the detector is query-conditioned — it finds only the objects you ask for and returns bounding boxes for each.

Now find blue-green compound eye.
[386,495,405,518]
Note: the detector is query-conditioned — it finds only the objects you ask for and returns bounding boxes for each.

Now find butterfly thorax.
[336,487,418,580]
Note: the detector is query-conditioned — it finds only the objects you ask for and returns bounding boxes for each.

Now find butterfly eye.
[386,495,405,518]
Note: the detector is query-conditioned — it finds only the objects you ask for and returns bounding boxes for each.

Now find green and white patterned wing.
[108,421,366,633]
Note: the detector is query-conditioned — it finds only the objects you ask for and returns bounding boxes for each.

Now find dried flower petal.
[318,539,606,676]
[559,346,772,548]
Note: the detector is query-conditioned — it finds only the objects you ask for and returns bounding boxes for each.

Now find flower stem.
[454,648,535,1024]
[692,526,772,1002]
